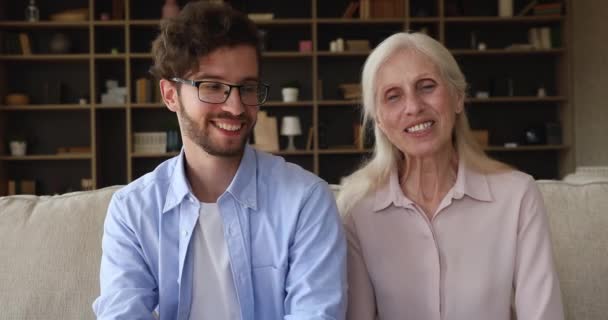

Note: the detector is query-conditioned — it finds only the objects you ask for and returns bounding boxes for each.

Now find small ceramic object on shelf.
[9,141,27,156]
[162,0,180,19]
[25,0,40,22]
[49,33,71,54]
[281,88,299,102]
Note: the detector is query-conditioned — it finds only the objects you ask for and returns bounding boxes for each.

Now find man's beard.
[177,99,254,157]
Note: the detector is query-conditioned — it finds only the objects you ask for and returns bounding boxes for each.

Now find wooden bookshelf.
[0,0,573,194]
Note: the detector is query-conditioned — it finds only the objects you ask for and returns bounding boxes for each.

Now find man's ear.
[160,79,179,112]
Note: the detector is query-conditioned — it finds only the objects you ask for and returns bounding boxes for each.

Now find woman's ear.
[160,79,180,112]
[454,92,464,114]
[375,114,384,131]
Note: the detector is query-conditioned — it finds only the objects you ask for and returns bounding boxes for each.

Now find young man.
[92,2,346,319]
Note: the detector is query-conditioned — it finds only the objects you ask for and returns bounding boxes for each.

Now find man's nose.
[222,88,245,115]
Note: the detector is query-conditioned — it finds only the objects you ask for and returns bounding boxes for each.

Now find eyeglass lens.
[198,82,267,105]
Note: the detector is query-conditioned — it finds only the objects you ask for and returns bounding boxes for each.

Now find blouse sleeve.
[344,212,377,320]
[513,178,565,320]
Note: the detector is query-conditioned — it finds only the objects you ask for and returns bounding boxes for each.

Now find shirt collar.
[452,159,493,202]
[373,169,412,212]
[162,145,258,213]
[163,148,191,213]
[224,145,258,210]
[372,158,493,213]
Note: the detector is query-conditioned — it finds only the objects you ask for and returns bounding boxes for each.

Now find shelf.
[0,154,93,161]
[410,17,441,23]
[485,145,568,152]
[0,54,90,61]
[130,103,164,109]
[263,101,313,107]
[444,16,565,23]
[0,21,90,28]
[94,104,127,109]
[131,152,179,158]
[317,18,405,24]
[93,20,127,26]
[129,53,153,59]
[252,19,312,25]
[0,104,90,111]
[262,52,313,58]
[128,20,160,26]
[465,96,566,103]
[317,51,370,57]
[93,53,127,59]
[318,148,371,155]
[273,150,314,156]
[450,48,564,55]
[318,100,360,106]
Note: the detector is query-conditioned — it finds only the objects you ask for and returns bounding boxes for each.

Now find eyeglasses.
[171,78,270,106]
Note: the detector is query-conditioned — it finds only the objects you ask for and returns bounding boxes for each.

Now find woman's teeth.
[406,121,433,133]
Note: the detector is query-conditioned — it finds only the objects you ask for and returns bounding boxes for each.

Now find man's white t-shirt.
[189,202,240,319]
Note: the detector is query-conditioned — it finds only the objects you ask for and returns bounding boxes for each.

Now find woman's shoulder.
[485,168,535,187]
[483,168,539,200]
[342,190,376,216]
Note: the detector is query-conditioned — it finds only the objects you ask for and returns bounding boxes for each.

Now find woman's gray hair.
[337,32,509,215]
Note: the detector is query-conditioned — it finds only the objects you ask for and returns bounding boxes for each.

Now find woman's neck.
[399,147,458,219]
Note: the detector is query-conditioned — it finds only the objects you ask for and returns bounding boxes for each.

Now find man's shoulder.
[113,156,177,202]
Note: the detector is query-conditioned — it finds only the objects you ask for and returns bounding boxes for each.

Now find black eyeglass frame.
[170,77,270,106]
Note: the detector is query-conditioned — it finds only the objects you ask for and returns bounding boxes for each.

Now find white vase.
[9,141,27,156]
[281,88,299,102]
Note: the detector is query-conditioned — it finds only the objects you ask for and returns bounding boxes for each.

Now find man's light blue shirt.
[93,145,347,319]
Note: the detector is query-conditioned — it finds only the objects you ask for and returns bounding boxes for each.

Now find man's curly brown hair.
[149,1,260,80]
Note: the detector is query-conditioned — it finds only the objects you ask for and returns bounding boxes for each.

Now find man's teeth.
[406,121,433,133]
[216,122,242,131]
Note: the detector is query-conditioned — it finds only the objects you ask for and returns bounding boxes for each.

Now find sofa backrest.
[0,181,606,319]
[537,180,608,320]
[0,186,120,320]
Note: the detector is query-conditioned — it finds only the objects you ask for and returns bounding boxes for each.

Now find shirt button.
[183,231,188,237]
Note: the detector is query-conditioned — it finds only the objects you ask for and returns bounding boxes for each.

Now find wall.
[572,0,608,166]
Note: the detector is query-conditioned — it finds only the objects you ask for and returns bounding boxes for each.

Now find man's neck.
[183,143,243,203]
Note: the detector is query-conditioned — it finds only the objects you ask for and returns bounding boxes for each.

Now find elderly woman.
[338,32,564,320]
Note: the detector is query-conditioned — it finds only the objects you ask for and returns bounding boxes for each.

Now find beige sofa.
[1,179,607,319]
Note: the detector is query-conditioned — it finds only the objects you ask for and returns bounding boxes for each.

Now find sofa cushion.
[537,180,608,320]
[0,186,120,320]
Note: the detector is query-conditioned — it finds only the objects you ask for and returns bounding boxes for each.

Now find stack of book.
[353,0,405,19]
[7,180,36,195]
[0,32,32,54]
[339,83,362,100]
[533,2,562,16]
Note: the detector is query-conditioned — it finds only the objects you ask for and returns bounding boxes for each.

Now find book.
[342,2,360,18]
[135,77,151,103]
[18,33,32,55]
[253,111,279,152]
[306,127,314,150]
[533,2,562,15]
[516,0,538,16]
[2,32,21,54]
[371,0,404,18]
[360,0,370,18]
